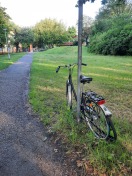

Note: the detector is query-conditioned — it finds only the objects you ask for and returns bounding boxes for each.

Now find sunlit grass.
[29,46,132,175]
[37,85,62,92]
[0,53,26,70]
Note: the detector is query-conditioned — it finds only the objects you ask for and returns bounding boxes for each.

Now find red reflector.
[97,100,105,105]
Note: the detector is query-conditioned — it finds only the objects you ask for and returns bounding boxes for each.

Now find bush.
[89,23,132,55]
[89,14,132,55]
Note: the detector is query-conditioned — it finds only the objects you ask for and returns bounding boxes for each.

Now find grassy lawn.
[0,52,26,70]
[29,46,132,175]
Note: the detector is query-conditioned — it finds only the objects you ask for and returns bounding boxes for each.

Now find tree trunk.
[16,44,19,52]
[86,36,88,46]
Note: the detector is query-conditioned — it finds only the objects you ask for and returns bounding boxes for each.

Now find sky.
[0,0,102,28]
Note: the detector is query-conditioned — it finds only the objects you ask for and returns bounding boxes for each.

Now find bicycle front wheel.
[66,81,72,109]
[83,102,110,139]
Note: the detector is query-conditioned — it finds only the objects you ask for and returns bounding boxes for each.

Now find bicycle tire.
[107,117,117,141]
[66,81,72,109]
[82,101,110,139]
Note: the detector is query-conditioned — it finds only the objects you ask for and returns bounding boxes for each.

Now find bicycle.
[56,63,117,141]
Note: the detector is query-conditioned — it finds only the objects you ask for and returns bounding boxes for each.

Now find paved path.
[0,54,76,176]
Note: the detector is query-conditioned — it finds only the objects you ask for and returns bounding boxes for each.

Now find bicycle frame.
[56,63,88,107]
[67,67,77,102]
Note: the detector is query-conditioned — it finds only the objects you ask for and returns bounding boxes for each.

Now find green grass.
[0,53,25,70]
[29,46,132,175]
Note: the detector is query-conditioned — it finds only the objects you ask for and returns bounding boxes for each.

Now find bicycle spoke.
[89,120,107,137]
[83,102,109,139]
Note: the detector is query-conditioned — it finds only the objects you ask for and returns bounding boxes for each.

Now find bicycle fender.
[100,104,112,117]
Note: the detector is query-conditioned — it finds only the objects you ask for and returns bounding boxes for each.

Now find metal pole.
[3,29,10,59]
[77,0,83,122]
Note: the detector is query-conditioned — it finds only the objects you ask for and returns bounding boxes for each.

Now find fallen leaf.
[76,160,83,167]
[84,162,93,173]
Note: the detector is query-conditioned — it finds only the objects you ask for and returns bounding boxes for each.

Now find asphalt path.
[0,53,77,176]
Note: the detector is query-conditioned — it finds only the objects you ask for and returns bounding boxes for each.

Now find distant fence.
[58,42,74,46]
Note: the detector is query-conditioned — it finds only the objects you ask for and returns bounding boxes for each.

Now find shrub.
[89,13,132,55]
[89,24,132,55]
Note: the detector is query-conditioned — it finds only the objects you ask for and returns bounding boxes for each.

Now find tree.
[13,27,34,52]
[99,0,131,16]
[13,27,20,52]
[19,27,34,51]
[82,15,94,46]
[89,0,132,55]
[67,26,77,41]
[0,5,11,48]
[33,18,68,48]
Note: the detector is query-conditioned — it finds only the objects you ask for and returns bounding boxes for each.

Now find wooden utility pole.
[77,0,83,122]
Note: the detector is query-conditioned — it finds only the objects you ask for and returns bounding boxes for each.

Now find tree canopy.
[0,5,11,47]
[16,27,34,51]
[33,19,70,48]
[82,15,94,46]
[89,0,132,55]
[67,26,76,41]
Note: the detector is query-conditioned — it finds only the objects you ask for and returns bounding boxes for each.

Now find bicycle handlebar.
[82,63,87,66]
[56,63,87,73]
[56,66,60,73]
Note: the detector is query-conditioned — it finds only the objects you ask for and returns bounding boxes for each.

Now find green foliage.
[90,14,132,55]
[67,26,76,41]
[0,5,11,47]
[100,0,131,14]
[82,15,94,46]
[33,19,69,48]
[89,1,132,55]
[13,27,34,52]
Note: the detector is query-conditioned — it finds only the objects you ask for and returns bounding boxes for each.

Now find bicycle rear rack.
[86,91,105,104]
[86,91,112,117]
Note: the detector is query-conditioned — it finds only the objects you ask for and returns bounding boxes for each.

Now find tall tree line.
[0,4,76,52]
[1,1,131,55]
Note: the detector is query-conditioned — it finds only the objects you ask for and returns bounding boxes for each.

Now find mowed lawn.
[29,46,132,175]
[0,53,26,70]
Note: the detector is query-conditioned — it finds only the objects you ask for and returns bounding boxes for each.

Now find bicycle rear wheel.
[107,118,117,141]
[82,101,110,139]
[66,81,72,109]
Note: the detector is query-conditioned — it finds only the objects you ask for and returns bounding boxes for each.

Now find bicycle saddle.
[80,75,92,83]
